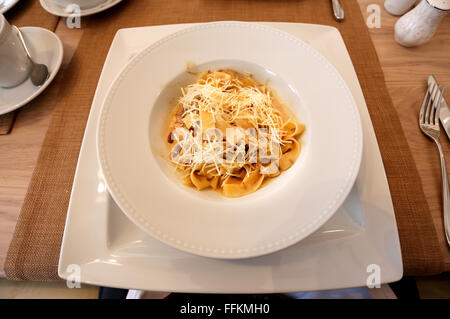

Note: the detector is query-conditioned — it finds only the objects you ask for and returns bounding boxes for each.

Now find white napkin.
[126,285,396,299]
[126,290,171,299]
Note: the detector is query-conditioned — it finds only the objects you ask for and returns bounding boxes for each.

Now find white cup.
[0,14,32,88]
[53,0,107,10]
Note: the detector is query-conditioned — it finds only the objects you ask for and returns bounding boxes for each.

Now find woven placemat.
[4,0,444,280]
[0,0,59,135]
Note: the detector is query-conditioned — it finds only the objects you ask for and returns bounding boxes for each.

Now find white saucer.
[0,0,20,14]
[40,0,123,17]
[0,27,63,115]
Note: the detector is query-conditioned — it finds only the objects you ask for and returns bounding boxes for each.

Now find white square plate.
[58,22,403,293]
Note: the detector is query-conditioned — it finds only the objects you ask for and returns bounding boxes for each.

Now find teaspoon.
[13,26,49,87]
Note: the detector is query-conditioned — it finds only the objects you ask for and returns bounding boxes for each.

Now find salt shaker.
[395,0,449,47]
[385,0,418,16]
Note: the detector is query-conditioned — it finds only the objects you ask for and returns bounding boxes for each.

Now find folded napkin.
[0,0,59,135]
[4,0,445,281]
[126,286,396,299]
[126,290,171,299]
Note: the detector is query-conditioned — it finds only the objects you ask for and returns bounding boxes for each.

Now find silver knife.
[331,0,345,21]
[429,75,450,141]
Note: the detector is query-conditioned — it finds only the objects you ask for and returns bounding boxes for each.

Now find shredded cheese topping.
[167,69,304,197]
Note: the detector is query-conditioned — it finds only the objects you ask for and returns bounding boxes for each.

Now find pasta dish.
[167,69,305,197]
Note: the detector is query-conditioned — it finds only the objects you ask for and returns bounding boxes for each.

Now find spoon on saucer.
[13,26,49,86]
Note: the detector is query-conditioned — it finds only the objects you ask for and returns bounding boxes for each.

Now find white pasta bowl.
[97,21,363,259]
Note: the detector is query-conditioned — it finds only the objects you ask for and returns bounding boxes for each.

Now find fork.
[419,83,450,246]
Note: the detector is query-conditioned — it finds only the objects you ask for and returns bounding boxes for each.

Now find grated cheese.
[170,71,288,180]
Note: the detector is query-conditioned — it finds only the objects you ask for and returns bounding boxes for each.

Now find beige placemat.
[0,0,59,135]
[4,0,445,280]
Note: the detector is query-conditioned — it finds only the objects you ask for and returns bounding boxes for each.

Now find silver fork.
[419,83,450,246]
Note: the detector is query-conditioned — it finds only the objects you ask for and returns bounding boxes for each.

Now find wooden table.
[0,0,449,297]
[359,0,450,268]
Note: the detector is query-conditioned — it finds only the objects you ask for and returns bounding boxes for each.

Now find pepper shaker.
[395,0,449,47]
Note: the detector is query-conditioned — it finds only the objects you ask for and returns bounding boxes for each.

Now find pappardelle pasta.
[167,69,305,197]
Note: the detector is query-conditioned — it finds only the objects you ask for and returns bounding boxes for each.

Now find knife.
[331,0,345,21]
[429,75,450,141]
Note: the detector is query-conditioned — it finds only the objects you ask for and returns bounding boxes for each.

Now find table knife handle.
[331,0,345,21]
[436,141,450,246]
